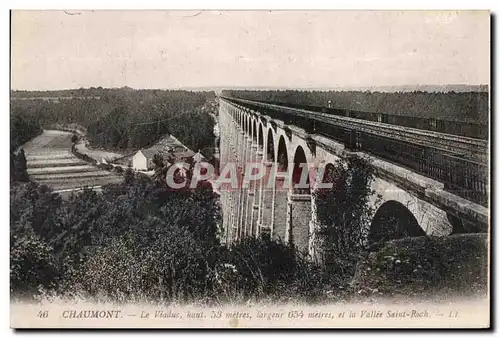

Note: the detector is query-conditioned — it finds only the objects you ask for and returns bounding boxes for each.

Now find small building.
[132,150,152,171]
[132,148,169,171]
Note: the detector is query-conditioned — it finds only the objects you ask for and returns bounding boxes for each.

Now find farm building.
[132,148,170,171]
[132,134,204,171]
[132,148,200,171]
[132,149,153,171]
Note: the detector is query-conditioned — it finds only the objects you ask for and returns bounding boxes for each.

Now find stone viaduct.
[217,96,489,256]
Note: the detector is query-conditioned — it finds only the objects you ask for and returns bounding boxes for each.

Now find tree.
[152,153,166,182]
[312,155,377,279]
[152,153,164,169]
[10,182,62,240]
[12,149,29,182]
[166,148,175,164]
[10,182,63,295]
[124,167,135,185]
[10,109,42,151]
[10,227,61,296]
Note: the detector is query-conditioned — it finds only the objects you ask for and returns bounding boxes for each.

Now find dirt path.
[74,141,125,163]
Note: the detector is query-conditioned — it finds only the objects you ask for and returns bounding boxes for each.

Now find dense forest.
[10,106,42,152]
[10,172,221,301]
[10,88,217,152]
[10,161,331,303]
[9,154,367,303]
[222,89,489,123]
[10,112,42,184]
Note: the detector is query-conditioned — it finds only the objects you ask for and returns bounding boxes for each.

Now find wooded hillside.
[11,88,217,152]
[223,89,489,123]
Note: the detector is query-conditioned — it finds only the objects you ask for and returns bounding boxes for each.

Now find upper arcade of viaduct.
[217,96,489,256]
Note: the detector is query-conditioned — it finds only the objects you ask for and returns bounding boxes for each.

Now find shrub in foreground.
[352,234,489,297]
[211,237,337,303]
[10,228,61,297]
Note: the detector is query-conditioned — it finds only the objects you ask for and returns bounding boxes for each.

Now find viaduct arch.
[217,98,484,257]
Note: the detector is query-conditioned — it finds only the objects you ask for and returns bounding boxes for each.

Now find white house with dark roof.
[132,134,205,171]
[133,148,199,171]
[132,149,154,171]
[132,147,170,171]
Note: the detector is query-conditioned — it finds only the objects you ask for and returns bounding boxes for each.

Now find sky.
[10,10,490,90]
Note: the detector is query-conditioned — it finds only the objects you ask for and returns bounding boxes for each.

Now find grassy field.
[23,130,123,192]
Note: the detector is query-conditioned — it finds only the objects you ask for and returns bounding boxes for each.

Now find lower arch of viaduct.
[218,99,453,256]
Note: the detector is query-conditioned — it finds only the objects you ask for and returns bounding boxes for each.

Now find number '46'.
[37,310,48,318]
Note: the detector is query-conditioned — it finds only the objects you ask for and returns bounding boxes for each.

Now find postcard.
[9,9,490,329]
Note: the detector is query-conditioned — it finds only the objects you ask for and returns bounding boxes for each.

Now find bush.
[352,234,489,297]
[212,237,330,303]
[10,228,61,296]
[72,226,212,303]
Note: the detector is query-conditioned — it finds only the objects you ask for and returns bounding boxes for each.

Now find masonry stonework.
[218,98,488,256]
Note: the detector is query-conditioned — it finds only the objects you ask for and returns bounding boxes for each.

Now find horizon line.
[10,83,490,93]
